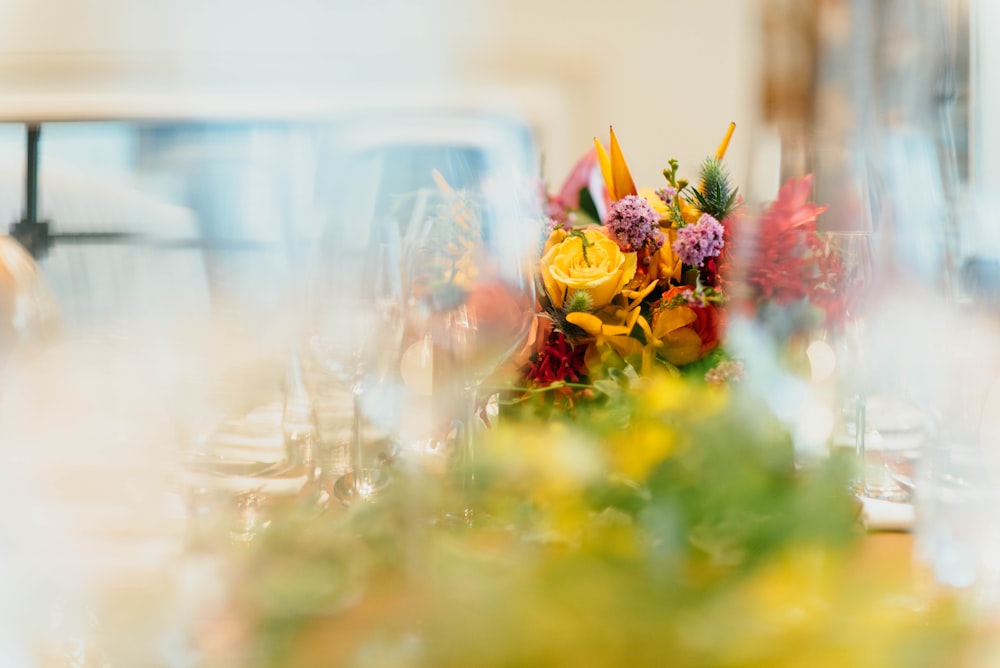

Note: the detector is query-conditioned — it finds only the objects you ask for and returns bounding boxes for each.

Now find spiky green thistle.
[689,157,739,221]
[563,290,594,313]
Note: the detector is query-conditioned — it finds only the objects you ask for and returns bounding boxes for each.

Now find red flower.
[526,330,588,387]
[653,287,727,366]
[742,175,829,306]
[690,301,726,356]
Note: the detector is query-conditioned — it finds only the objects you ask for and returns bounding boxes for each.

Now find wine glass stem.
[352,384,364,498]
[460,384,479,519]
[855,393,867,492]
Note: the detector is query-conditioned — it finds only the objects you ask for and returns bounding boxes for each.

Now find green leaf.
[578,185,602,223]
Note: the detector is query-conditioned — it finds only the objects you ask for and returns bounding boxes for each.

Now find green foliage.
[230,380,972,668]
[690,156,739,221]
[674,345,728,379]
[578,185,602,224]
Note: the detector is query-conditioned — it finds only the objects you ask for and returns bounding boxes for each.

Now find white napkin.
[860,496,914,532]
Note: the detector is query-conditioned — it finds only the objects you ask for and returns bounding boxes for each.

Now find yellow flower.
[482,422,605,537]
[567,279,659,373]
[610,420,678,481]
[540,227,637,310]
[638,187,670,221]
[655,228,683,285]
[678,197,703,225]
[650,302,702,366]
[567,305,646,371]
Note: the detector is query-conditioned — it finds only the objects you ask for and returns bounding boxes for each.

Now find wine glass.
[733,129,879,465]
[400,138,540,520]
[303,212,405,506]
[0,235,59,367]
[313,111,542,519]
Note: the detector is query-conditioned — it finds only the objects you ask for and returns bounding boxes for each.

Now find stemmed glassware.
[406,171,538,516]
[733,130,878,466]
[310,111,542,517]
[302,206,405,505]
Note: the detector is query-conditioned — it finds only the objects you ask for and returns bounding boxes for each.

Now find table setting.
[0,106,997,667]
[2,0,1000,664]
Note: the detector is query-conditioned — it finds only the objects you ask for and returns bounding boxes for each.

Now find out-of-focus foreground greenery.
[209,373,978,668]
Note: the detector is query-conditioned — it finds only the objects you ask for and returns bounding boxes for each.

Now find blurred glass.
[912,188,1000,606]
[0,234,58,366]
[0,337,186,666]
[304,111,541,518]
[0,118,325,664]
[303,214,405,505]
[734,130,875,465]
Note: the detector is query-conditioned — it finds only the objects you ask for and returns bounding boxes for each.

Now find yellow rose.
[540,227,637,310]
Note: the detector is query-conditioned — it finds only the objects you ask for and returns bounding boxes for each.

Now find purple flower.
[672,213,725,267]
[656,186,677,206]
[606,195,660,252]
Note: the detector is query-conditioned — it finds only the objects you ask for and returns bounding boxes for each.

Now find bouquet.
[506,125,860,414]
[509,125,742,413]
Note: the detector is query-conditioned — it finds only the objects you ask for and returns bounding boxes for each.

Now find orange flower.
[593,127,638,202]
[651,287,726,366]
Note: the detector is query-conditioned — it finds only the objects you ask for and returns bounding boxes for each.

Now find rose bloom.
[539,227,637,310]
[651,287,725,366]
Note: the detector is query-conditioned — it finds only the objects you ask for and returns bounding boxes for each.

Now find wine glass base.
[332,469,392,507]
[851,478,911,504]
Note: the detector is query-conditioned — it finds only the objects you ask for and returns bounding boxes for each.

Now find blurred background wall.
[0,0,758,187]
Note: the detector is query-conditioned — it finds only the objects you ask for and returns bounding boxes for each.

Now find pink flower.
[550,150,609,223]
[672,214,725,267]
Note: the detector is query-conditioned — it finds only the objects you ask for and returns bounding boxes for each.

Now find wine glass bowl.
[313,110,542,514]
[406,196,537,387]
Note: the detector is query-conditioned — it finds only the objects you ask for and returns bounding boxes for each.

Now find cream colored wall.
[452,0,760,189]
[0,0,758,185]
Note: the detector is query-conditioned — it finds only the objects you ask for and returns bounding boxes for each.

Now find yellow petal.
[679,198,702,225]
[621,306,641,331]
[606,335,644,360]
[593,137,613,200]
[542,228,568,256]
[622,279,658,304]
[639,187,670,220]
[715,122,736,161]
[634,313,655,343]
[652,305,698,339]
[603,323,634,337]
[662,327,704,366]
[566,311,605,336]
[609,127,638,200]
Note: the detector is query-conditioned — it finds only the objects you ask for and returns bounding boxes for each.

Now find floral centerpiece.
[509,125,742,415]
[504,125,862,419]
